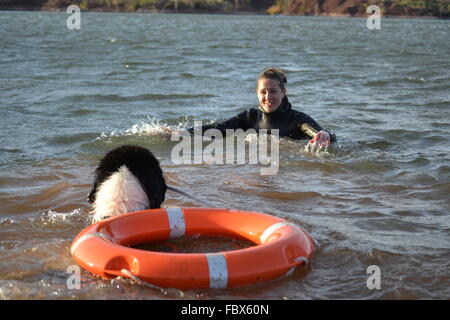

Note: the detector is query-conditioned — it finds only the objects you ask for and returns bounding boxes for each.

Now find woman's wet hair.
[257,68,287,90]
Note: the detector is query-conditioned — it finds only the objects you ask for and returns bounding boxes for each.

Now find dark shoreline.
[0,6,446,19]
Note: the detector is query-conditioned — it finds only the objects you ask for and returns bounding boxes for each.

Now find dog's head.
[88,145,167,222]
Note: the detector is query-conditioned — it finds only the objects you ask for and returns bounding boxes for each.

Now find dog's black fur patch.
[88,145,167,209]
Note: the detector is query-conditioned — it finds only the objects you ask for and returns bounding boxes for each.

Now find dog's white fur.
[92,165,149,223]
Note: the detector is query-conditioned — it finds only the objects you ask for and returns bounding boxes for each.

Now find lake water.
[0,11,449,300]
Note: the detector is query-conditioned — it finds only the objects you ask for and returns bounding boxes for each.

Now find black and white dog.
[88,145,167,223]
[88,145,210,223]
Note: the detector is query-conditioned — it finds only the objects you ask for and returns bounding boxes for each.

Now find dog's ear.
[87,181,97,203]
[138,174,167,209]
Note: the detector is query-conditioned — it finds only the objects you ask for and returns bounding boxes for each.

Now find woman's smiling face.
[257,78,286,113]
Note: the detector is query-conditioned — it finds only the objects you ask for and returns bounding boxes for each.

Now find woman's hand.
[309,130,331,147]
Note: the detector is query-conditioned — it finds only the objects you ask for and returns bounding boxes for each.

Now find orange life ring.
[70,208,315,289]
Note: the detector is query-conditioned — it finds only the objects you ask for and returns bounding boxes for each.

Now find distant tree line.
[0,0,448,17]
[267,0,450,18]
[0,0,272,12]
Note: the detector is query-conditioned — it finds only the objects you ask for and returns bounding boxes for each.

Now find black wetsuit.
[187,97,336,142]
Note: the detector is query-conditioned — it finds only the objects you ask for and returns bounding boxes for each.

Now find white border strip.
[70,232,114,255]
[166,208,185,239]
[206,253,228,289]
[260,221,291,244]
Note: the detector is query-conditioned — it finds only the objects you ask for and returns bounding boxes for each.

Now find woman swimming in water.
[187,67,336,147]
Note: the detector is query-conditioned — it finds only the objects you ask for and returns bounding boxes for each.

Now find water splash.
[96,118,189,140]
[39,208,88,226]
[124,121,173,137]
[304,141,330,155]
[0,208,89,230]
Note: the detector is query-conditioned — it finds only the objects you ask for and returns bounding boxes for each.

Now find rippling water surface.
[0,11,449,300]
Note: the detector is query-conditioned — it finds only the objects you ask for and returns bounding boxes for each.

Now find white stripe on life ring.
[206,253,228,289]
[260,221,291,244]
[166,208,186,239]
